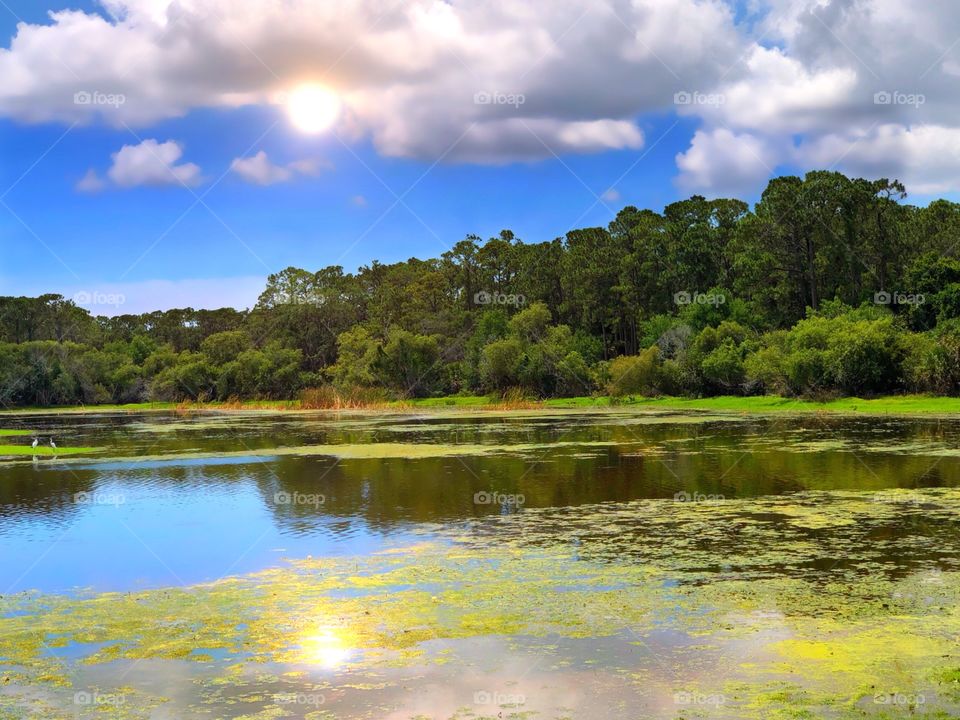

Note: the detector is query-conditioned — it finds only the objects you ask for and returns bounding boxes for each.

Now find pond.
[0,408,958,718]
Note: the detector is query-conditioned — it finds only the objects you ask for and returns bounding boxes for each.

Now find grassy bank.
[4,393,960,416]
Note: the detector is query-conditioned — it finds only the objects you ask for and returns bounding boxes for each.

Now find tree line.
[5,170,960,406]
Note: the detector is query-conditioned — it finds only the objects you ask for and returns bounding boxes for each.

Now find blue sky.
[0,106,700,308]
[1,0,958,313]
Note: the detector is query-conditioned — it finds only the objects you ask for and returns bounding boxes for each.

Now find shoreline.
[3,393,960,417]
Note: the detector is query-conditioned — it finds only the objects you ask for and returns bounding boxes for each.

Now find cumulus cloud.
[676,128,784,197]
[0,0,744,163]
[673,1,960,195]
[802,124,960,195]
[230,151,325,185]
[7,0,960,191]
[107,139,203,188]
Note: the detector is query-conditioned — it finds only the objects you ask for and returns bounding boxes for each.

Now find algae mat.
[2,488,960,719]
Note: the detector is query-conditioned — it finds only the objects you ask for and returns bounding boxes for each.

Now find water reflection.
[2,410,960,591]
[299,627,354,669]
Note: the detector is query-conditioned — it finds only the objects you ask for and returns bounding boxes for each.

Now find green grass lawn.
[0,429,32,436]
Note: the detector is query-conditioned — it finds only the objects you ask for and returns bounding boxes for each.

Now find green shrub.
[607,346,661,397]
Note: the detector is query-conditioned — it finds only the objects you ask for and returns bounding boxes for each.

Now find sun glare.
[286,84,340,134]
[301,628,352,668]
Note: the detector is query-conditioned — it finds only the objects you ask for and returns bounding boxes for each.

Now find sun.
[286,84,340,134]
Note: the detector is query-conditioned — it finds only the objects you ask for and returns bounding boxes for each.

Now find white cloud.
[75,168,105,193]
[229,151,327,185]
[675,0,960,194]
[801,124,960,195]
[0,0,742,163]
[107,139,203,188]
[676,128,784,197]
[8,1,960,191]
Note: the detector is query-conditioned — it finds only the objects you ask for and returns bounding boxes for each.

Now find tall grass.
[300,386,397,410]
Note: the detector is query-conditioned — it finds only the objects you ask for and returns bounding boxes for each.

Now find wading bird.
[31,437,38,449]
[49,437,57,451]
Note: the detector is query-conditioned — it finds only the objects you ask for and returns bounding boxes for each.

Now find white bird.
[49,438,57,451]
[31,437,38,449]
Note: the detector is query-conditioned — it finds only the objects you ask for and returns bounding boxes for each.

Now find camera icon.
[473,91,491,105]
[73,290,92,305]
[673,290,691,305]
[473,491,492,504]
[273,491,292,505]
[74,692,92,706]
[473,691,492,704]
[873,90,892,105]
[673,91,692,105]
[874,290,891,305]
[473,290,492,305]
[74,91,92,105]
[673,491,691,502]
[73,492,91,504]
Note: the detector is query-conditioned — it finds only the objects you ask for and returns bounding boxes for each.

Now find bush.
[607,346,660,397]
[701,339,746,392]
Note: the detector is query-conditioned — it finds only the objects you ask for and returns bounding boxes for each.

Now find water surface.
[1,409,958,718]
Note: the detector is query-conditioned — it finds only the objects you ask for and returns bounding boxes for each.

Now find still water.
[1,408,959,718]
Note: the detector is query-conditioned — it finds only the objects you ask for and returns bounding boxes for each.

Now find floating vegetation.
[0,444,103,457]
[1,488,960,718]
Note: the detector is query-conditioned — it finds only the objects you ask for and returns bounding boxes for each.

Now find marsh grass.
[300,385,399,410]
[8,393,960,416]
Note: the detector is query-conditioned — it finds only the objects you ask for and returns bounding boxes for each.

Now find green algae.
[0,444,102,457]
[2,440,623,467]
[2,488,960,718]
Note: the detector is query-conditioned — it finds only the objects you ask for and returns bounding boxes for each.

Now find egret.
[49,437,57,451]
[31,437,38,449]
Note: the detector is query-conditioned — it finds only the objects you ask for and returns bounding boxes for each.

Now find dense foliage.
[6,171,960,406]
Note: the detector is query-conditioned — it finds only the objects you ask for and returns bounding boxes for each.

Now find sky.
[2,0,960,314]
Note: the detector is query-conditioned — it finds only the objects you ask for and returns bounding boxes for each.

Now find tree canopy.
[3,171,960,406]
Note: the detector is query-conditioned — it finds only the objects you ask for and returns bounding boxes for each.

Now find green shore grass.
[3,394,960,416]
